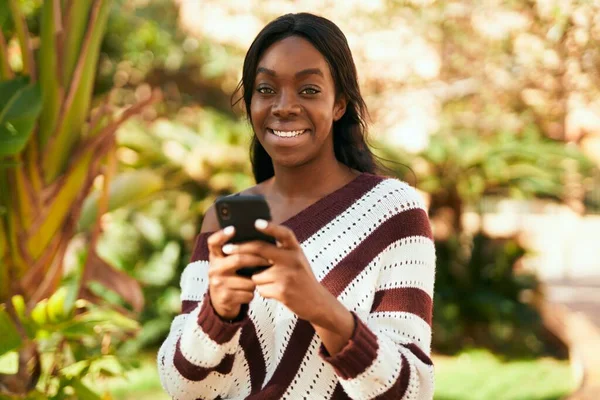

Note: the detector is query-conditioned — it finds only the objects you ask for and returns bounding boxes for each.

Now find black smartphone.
[215,195,276,277]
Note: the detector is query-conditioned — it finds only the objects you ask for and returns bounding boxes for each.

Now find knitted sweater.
[158,173,436,400]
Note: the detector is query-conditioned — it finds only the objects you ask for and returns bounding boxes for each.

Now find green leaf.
[37,0,62,148]
[62,1,93,85]
[0,77,28,110]
[43,0,113,181]
[61,307,139,339]
[78,170,163,231]
[0,0,10,30]
[0,305,22,356]
[68,378,103,400]
[0,80,42,156]
[0,351,18,374]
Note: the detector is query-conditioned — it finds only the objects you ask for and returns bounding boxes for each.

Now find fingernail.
[222,244,236,254]
[255,219,268,229]
[224,226,235,235]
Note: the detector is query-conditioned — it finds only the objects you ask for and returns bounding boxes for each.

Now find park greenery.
[0,0,599,398]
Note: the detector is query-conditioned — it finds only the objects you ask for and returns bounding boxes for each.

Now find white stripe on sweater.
[377,237,436,297]
[179,300,242,367]
[180,260,209,302]
[368,312,432,354]
[340,334,405,399]
[302,179,424,282]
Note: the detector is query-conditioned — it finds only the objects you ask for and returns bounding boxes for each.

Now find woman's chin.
[269,153,312,170]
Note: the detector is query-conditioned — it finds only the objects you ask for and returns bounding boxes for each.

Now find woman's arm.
[157,207,251,399]
[317,203,436,400]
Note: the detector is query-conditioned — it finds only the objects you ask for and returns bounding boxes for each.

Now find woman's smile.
[265,128,311,147]
[269,128,308,138]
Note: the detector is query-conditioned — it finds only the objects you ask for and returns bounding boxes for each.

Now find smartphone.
[215,195,276,277]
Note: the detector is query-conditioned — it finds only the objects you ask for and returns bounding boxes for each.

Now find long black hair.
[233,13,381,184]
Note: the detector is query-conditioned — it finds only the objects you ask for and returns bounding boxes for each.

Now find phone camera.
[220,204,231,220]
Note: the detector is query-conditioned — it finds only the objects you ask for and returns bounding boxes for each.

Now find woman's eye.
[257,87,274,94]
[301,88,320,95]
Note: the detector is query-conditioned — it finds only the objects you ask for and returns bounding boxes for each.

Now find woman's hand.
[223,219,356,355]
[206,226,270,320]
[221,220,327,323]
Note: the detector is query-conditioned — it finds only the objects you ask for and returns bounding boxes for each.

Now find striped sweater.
[158,173,436,399]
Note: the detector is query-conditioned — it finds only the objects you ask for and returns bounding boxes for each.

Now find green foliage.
[0,77,42,156]
[89,109,252,353]
[432,233,553,356]
[0,290,139,399]
[1,1,154,397]
[78,170,164,231]
[0,304,22,356]
[96,0,183,95]
[97,194,196,354]
[403,128,593,208]
[381,128,593,356]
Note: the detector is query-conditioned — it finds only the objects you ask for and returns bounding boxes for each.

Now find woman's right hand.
[206,226,269,320]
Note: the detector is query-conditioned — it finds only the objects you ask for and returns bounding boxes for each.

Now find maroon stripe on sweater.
[240,321,267,394]
[183,298,267,391]
[182,300,200,314]
[191,232,211,262]
[370,287,433,326]
[246,320,315,400]
[173,338,235,381]
[195,293,247,344]
[373,352,411,399]
[284,173,383,243]
[402,342,433,366]
[320,207,432,298]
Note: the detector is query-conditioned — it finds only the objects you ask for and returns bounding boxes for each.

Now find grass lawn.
[94,350,575,400]
[433,349,576,400]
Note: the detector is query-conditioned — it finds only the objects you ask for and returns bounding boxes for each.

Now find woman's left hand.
[221,219,327,323]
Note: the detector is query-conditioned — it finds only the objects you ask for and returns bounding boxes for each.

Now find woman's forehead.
[256,36,330,78]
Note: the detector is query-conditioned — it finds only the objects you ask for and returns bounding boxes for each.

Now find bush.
[432,233,565,358]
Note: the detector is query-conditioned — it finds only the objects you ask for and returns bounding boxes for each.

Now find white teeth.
[272,129,305,138]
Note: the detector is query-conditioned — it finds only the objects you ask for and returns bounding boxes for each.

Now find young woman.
[158,13,436,400]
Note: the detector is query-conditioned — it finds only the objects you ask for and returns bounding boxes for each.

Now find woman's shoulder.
[369,174,428,211]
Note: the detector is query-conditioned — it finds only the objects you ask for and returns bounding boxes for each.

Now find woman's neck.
[268,158,359,202]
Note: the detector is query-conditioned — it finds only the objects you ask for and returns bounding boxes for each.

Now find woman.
[158,13,436,400]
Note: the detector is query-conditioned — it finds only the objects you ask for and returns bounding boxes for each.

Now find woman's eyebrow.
[256,67,324,78]
[295,68,324,78]
[257,67,276,76]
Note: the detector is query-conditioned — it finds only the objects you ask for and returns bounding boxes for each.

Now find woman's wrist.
[310,285,354,335]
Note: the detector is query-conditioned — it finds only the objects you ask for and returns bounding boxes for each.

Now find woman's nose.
[272,90,301,117]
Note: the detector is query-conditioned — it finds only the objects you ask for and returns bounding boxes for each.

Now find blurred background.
[1,0,599,399]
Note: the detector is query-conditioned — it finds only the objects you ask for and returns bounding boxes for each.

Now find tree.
[0,0,160,396]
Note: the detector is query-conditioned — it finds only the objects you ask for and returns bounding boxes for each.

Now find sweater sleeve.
[157,233,250,399]
[319,203,436,400]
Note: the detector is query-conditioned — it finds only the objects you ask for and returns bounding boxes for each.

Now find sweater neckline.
[281,172,382,242]
[191,172,385,262]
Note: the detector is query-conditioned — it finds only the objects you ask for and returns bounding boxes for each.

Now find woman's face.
[250,36,346,169]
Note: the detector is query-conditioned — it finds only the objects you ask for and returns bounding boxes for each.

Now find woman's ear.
[333,96,347,122]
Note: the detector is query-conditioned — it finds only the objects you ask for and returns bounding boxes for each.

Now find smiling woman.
[158,13,436,400]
